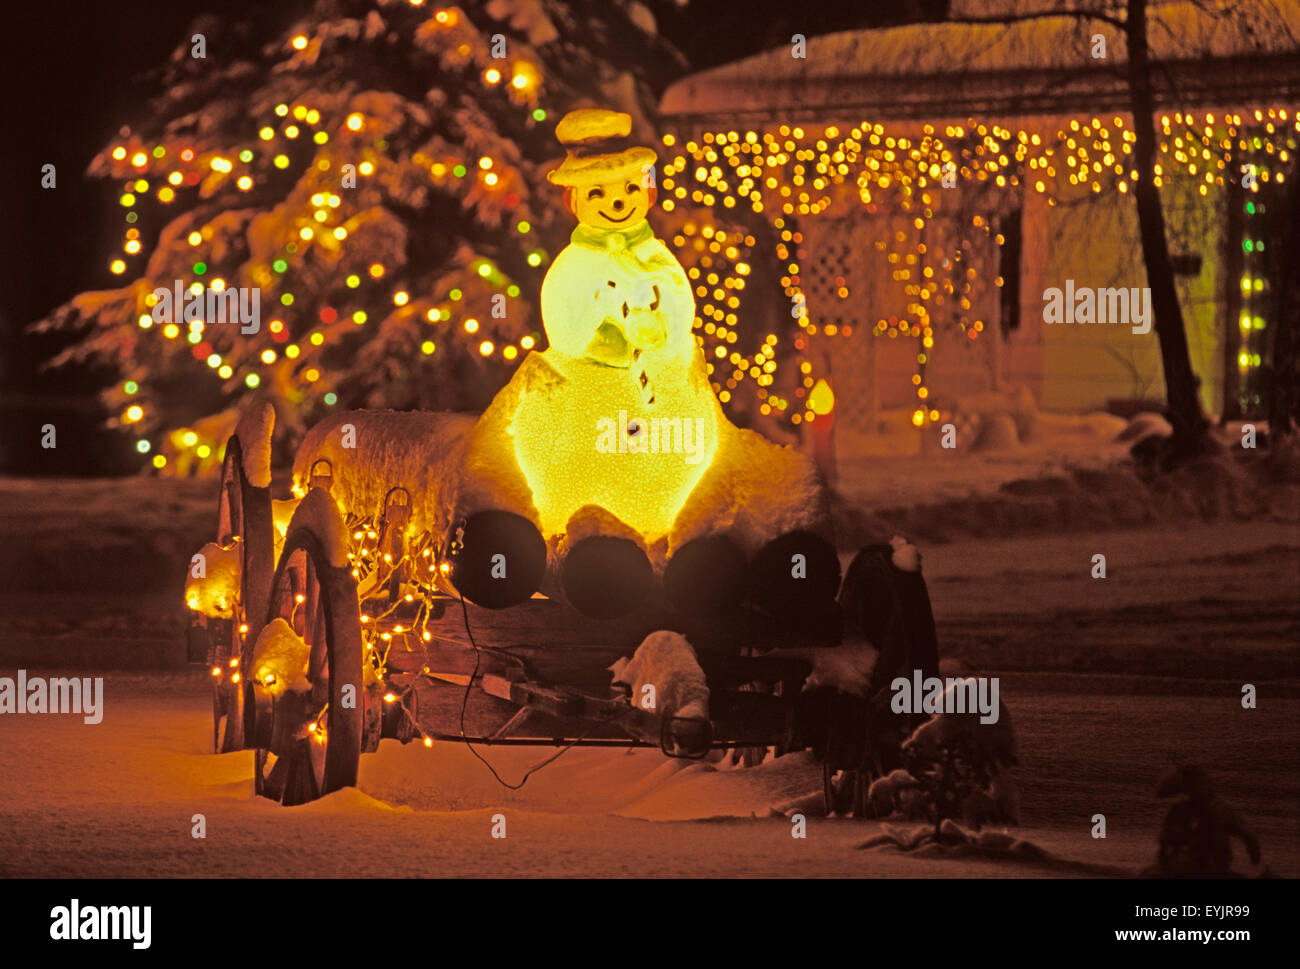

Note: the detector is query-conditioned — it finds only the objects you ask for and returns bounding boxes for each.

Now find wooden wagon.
[191,414,940,813]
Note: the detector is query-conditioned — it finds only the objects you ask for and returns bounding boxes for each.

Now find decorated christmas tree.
[33,0,686,474]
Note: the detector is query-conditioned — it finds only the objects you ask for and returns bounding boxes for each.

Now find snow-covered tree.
[33,0,684,473]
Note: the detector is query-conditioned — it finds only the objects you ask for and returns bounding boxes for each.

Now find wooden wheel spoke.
[252,501,364,805]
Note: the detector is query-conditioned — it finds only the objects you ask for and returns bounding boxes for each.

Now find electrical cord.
[454,592,630,790]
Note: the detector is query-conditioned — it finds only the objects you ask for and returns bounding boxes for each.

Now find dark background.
[0,0,945,475]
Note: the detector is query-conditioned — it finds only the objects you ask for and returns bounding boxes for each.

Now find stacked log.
[560,536,653,619]
[447,510,548,610]
[743,529,843,648]
[662,536,747,618]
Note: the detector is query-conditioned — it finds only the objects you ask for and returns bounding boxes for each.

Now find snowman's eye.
[586,187,605,200]
[624,182,638,195]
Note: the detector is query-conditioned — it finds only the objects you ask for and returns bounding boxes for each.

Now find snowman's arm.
[540,245,619,356]
[652,244,697,344]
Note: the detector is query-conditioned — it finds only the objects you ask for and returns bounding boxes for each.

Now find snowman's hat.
[547,109,657,188]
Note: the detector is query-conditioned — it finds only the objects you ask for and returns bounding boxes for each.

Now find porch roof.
[659,1,1300,126]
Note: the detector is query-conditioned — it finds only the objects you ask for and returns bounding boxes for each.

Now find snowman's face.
[573,177,650,230]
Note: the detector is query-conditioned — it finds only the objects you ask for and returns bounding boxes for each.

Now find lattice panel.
[799,215,893,430]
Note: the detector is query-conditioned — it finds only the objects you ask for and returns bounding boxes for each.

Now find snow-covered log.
[291,410,477,535]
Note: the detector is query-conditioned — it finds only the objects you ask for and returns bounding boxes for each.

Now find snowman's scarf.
[570,221,676,279]
[572,221,674,408]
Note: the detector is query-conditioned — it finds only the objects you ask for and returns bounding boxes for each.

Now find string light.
[666,108,1297,426]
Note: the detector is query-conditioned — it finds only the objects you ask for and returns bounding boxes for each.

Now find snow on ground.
[0,461,1294,877]
[833,419,1135,512]
[0,670,1293,877]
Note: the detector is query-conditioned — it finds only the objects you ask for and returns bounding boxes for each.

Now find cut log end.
[449,510,547,610]
[748,529,841,615]
[561,536,652,619]
[664,535,747,618]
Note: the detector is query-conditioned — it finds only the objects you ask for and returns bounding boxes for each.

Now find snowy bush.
[875,683,1020,837]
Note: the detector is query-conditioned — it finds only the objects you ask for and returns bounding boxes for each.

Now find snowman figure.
[460,109,826,550]
[472,108,722,541]
[540,109,696,402]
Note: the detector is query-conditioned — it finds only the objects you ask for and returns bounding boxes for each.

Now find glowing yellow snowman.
[507,109,721,541]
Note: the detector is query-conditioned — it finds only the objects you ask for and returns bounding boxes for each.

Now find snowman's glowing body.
[509,199,720,541]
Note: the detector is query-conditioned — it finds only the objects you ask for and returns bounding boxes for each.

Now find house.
[656,0,1300,447]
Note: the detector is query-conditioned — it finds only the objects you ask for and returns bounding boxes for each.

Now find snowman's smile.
[599,208,636,223]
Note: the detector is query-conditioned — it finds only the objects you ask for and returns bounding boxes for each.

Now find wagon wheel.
[210,435,273,754]
[252,499,364,806]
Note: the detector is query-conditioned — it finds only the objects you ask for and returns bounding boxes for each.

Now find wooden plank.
[433,597,657,649]
[382,639,478,675]
[488,707,536,740]
[380,633,627,695]
[391,674,520,739]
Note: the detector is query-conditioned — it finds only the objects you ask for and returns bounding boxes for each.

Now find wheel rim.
[211,437,273,754]
[252,522,363,805]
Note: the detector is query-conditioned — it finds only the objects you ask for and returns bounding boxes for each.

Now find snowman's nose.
[611,199,625,211]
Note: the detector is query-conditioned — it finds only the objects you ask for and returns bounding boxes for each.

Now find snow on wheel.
[250,489,363,806]
[192,405,275,754]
